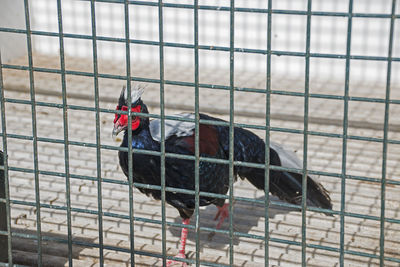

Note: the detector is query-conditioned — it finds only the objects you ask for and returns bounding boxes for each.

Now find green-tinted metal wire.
[90,1,105,265]
[3,26,400,63]
[1,188,400,264]
[264,0,272,265]
[0,53,12,266]
[76,0,400,19]
[2,127,400,188]
[340,1,353,266]
[3,197,400,266]
[123,1,135,265]
[301,0,312,265]
[158,0,168,265]
[4,26,400,63]
[229,0,235,265]
[56,1,73,266]
[380,1,396,266]
[6,195,400,249]
[2,224,400,266]
[0,1,398,265]
[194,0,201,266]
[4,159,400,221]
[23,0,43,265]
[4,157,400,223]
[2,125,400,186]
[2,62,400,107]
[2,95,400,147]
[1,89,400,140]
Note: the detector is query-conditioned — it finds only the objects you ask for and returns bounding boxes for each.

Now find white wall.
[0,0,27,63]
[6,0,399,85]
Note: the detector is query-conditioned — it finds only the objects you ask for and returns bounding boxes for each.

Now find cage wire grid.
[0,0,399,266]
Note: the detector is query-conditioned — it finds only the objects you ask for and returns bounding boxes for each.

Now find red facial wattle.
[114,105,142,133]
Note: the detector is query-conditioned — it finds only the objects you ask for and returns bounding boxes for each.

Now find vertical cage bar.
[229,0,235,265]
[380,1,396,266]
[264,0,272,265]
[90,1,104,265]
[0,53,12,266]
[123,1,135,266]
[157,0,167,265]
[23,0,43,265]
[340,1,353,266]
[56,1,73,266]
[301,0,312,266]
[194,0,201,266]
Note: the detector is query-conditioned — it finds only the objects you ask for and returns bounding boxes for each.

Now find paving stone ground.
[1,54,399,266]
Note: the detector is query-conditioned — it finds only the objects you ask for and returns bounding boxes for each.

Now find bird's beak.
[112,122,126,138]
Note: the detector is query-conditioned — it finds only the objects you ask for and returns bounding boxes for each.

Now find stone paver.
[0,54,399,266]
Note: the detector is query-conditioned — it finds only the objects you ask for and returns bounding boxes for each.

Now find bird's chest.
[131,137,146,149]
[130,136,160,177]
[120,132,158,173]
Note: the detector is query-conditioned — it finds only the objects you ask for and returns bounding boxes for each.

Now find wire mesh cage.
[0,0,399,266]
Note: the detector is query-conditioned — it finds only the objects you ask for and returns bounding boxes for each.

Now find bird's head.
[112,84,148,137]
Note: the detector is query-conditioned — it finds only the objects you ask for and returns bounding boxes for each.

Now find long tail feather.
[243,167,332,208]
[231,131,332,212]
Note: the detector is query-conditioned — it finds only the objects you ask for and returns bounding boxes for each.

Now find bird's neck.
[122,122,157,149]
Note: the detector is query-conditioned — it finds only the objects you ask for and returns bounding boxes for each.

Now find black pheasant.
[112,85,332,266]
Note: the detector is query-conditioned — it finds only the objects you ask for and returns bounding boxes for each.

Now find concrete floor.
[1,54,399,266]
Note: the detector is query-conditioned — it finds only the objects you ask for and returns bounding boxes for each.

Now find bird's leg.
[208,201,235,241]
[166,218,190,267]
[214,203,230,229]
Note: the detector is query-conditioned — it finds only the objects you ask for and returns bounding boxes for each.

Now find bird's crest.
[120,84,145,105]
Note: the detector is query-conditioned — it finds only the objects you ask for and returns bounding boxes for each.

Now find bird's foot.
[214,203,229,229]
[165,253,188,267]
[208,203,230,241]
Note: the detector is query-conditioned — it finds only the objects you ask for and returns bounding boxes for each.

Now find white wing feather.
[270,141,303,170]
[149,113,195,142]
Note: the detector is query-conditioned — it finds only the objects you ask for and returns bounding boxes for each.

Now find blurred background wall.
[24,0,400,86]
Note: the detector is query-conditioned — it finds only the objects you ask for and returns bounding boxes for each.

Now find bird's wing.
[149,113,195,142]
[270,141,322,180]
[269,141,303,170]
[149,113,221,157]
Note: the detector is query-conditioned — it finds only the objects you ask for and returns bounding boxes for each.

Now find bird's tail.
[238,142,332,212]
[243,168,332,210]
[213,122,332,213]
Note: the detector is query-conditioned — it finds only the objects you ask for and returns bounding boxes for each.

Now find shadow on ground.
[168,195,297,251]
[11,229,97,267]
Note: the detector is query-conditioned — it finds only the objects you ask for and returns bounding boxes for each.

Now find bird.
[112,85,332,267]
